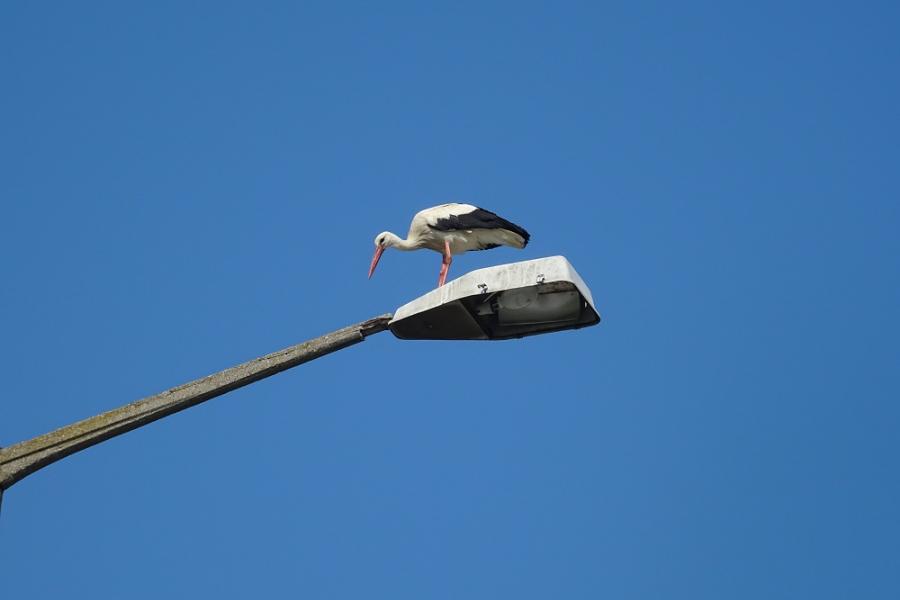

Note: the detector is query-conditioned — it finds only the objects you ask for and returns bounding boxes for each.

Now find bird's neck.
[389,233,419,251]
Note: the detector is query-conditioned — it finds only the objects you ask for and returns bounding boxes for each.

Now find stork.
[368,203,531,287]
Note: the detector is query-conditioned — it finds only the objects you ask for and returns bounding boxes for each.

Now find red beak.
[368,245,385,279]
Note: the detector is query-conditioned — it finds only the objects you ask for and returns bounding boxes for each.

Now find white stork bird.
[368,203,531,287]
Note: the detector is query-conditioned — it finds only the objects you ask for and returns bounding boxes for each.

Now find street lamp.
[0,255,600,512]
[389,256,600,340]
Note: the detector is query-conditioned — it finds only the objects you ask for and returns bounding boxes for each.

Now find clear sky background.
[1,2,898,598]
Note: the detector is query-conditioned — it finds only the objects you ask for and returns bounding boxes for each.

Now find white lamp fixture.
[389,256,601,340]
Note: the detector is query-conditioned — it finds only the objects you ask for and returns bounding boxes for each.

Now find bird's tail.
[499,228,528,249]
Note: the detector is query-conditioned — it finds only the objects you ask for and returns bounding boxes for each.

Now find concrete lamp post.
[0,256,599,513]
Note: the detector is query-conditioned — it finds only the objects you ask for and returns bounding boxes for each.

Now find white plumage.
[368,203,531,287]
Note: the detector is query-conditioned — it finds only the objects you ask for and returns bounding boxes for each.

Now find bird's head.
[368,231,398,279]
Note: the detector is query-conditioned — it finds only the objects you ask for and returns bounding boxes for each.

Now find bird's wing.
[412,203,476,225]
[427,206,530,247]
[408,203,475,236]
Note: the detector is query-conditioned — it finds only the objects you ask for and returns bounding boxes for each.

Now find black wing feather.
[430,207,531,247]
[473,243,501,251]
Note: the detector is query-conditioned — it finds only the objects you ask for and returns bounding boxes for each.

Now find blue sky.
[1,2,898,598]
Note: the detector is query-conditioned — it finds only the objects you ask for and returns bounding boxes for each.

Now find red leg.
[438,240,453,287]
